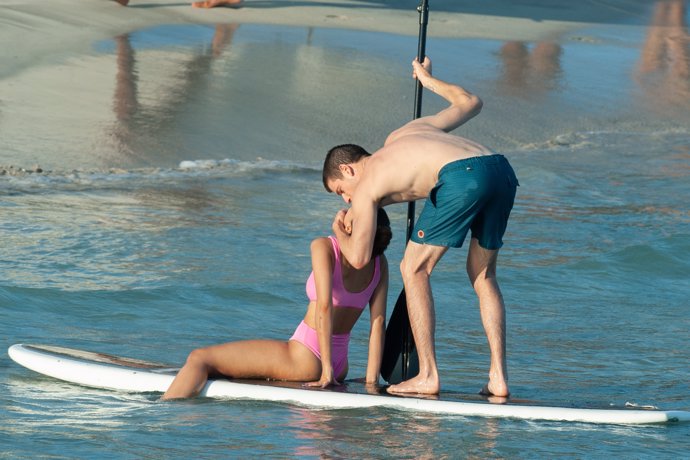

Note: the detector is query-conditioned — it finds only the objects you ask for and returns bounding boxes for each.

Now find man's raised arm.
[387,58,483,144]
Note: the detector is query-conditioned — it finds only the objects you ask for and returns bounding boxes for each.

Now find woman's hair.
[322,144,371,191]
[372,208,393,257]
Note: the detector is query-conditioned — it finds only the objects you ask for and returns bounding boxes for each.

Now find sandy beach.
[1,0,688,171]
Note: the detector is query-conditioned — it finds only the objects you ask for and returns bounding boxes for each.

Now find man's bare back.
[357,127,495,207]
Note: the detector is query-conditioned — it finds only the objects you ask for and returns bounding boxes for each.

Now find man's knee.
[399,255,429,282]
[466,261,497,284]
[466,240,498,283]
[399,258,412,281]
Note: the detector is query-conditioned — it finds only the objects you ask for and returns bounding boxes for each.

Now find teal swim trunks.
[410,154,518,250]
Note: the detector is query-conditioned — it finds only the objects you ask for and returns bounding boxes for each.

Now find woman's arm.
[309,237,338,387]
[365,255,389,384]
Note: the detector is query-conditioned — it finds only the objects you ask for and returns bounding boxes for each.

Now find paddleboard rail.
[8,344,690,426]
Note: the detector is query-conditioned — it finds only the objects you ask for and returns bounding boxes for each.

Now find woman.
[162,209,392,399]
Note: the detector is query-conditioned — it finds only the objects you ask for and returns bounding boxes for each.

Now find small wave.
[0,158,318,195]
[624,402,659,410]
[513,127,690,153]
[178,157,317,173]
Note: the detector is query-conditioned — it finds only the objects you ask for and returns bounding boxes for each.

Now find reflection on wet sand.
[111,34,138,157]
[636,0,690,113]
[497,41,563,96]
[105,25,245,216]
[107,24,239,162]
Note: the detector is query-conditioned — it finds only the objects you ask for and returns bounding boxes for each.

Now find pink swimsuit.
[290,236,381,377]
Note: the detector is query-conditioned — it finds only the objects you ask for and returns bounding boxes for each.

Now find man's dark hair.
[322,144,371,191]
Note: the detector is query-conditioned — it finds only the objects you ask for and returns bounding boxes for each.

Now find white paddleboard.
[8,344,689,425]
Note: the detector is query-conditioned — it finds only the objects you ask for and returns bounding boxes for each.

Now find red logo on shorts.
[417,230,425,239]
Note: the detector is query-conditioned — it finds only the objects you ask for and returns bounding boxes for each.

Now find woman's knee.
[186,348,211,369]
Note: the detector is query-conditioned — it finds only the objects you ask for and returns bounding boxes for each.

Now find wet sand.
[0,0,688,170]
[0,0,655,78]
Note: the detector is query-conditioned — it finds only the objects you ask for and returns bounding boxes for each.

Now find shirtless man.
[322,57,518,397]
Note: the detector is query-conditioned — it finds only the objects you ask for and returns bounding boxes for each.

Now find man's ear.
[339,164,355,178]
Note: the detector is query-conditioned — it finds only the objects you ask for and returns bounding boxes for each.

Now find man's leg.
[387,242,447,395]
[467,237,509,397]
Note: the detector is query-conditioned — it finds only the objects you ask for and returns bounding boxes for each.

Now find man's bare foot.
[114,0,129,5]
[386,375,440,395]
[192,0,242,8]
[479,381,510,398]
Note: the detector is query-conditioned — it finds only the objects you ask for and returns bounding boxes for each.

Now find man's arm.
[365,255,388,385]
[386,57,483,144]
[332,200,378,270]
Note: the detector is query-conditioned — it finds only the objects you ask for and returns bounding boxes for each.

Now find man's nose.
[342,194,351,204]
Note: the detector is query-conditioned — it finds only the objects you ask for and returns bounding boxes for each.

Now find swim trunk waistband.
[437,154,508,176]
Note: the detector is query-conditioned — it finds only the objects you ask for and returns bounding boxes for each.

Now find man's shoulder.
[384,121,438,146]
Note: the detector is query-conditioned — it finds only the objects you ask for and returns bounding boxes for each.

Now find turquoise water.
[2,12,690,459]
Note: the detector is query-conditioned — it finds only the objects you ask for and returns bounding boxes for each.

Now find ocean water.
[2,7,690,459]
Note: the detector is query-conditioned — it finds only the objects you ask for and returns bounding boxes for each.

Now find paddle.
[380,0,429,384]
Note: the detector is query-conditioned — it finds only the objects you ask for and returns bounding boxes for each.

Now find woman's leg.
[162,339,321,400]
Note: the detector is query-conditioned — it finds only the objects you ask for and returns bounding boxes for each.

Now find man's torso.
[365,129,494,205]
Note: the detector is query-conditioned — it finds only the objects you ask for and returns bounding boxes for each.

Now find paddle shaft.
[381,0,429,383]
[404,0,429,240]
[402,0,429,377]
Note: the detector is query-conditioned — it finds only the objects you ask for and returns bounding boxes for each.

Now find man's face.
[327,173,358,204]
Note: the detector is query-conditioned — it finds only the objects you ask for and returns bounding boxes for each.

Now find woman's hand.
[332,209,352,236]
[303,375,341,389]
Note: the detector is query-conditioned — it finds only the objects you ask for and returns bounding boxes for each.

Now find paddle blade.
[381,290,419,384]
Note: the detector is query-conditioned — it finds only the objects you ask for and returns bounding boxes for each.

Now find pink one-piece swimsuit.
[289,236,380,377]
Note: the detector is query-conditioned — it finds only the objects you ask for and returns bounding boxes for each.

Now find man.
[322,57,518,397]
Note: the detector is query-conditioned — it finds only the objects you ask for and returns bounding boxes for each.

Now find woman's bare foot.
[192,0,242,8]
[386,375,440,395]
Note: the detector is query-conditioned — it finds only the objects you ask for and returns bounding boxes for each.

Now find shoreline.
[0,0,652,78]
[2,1,688,172]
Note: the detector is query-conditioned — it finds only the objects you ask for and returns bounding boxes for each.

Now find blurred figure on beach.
[636,0,690,113]
[108,24,238,160]
[497,41,563,96]
[112,0,242,7]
